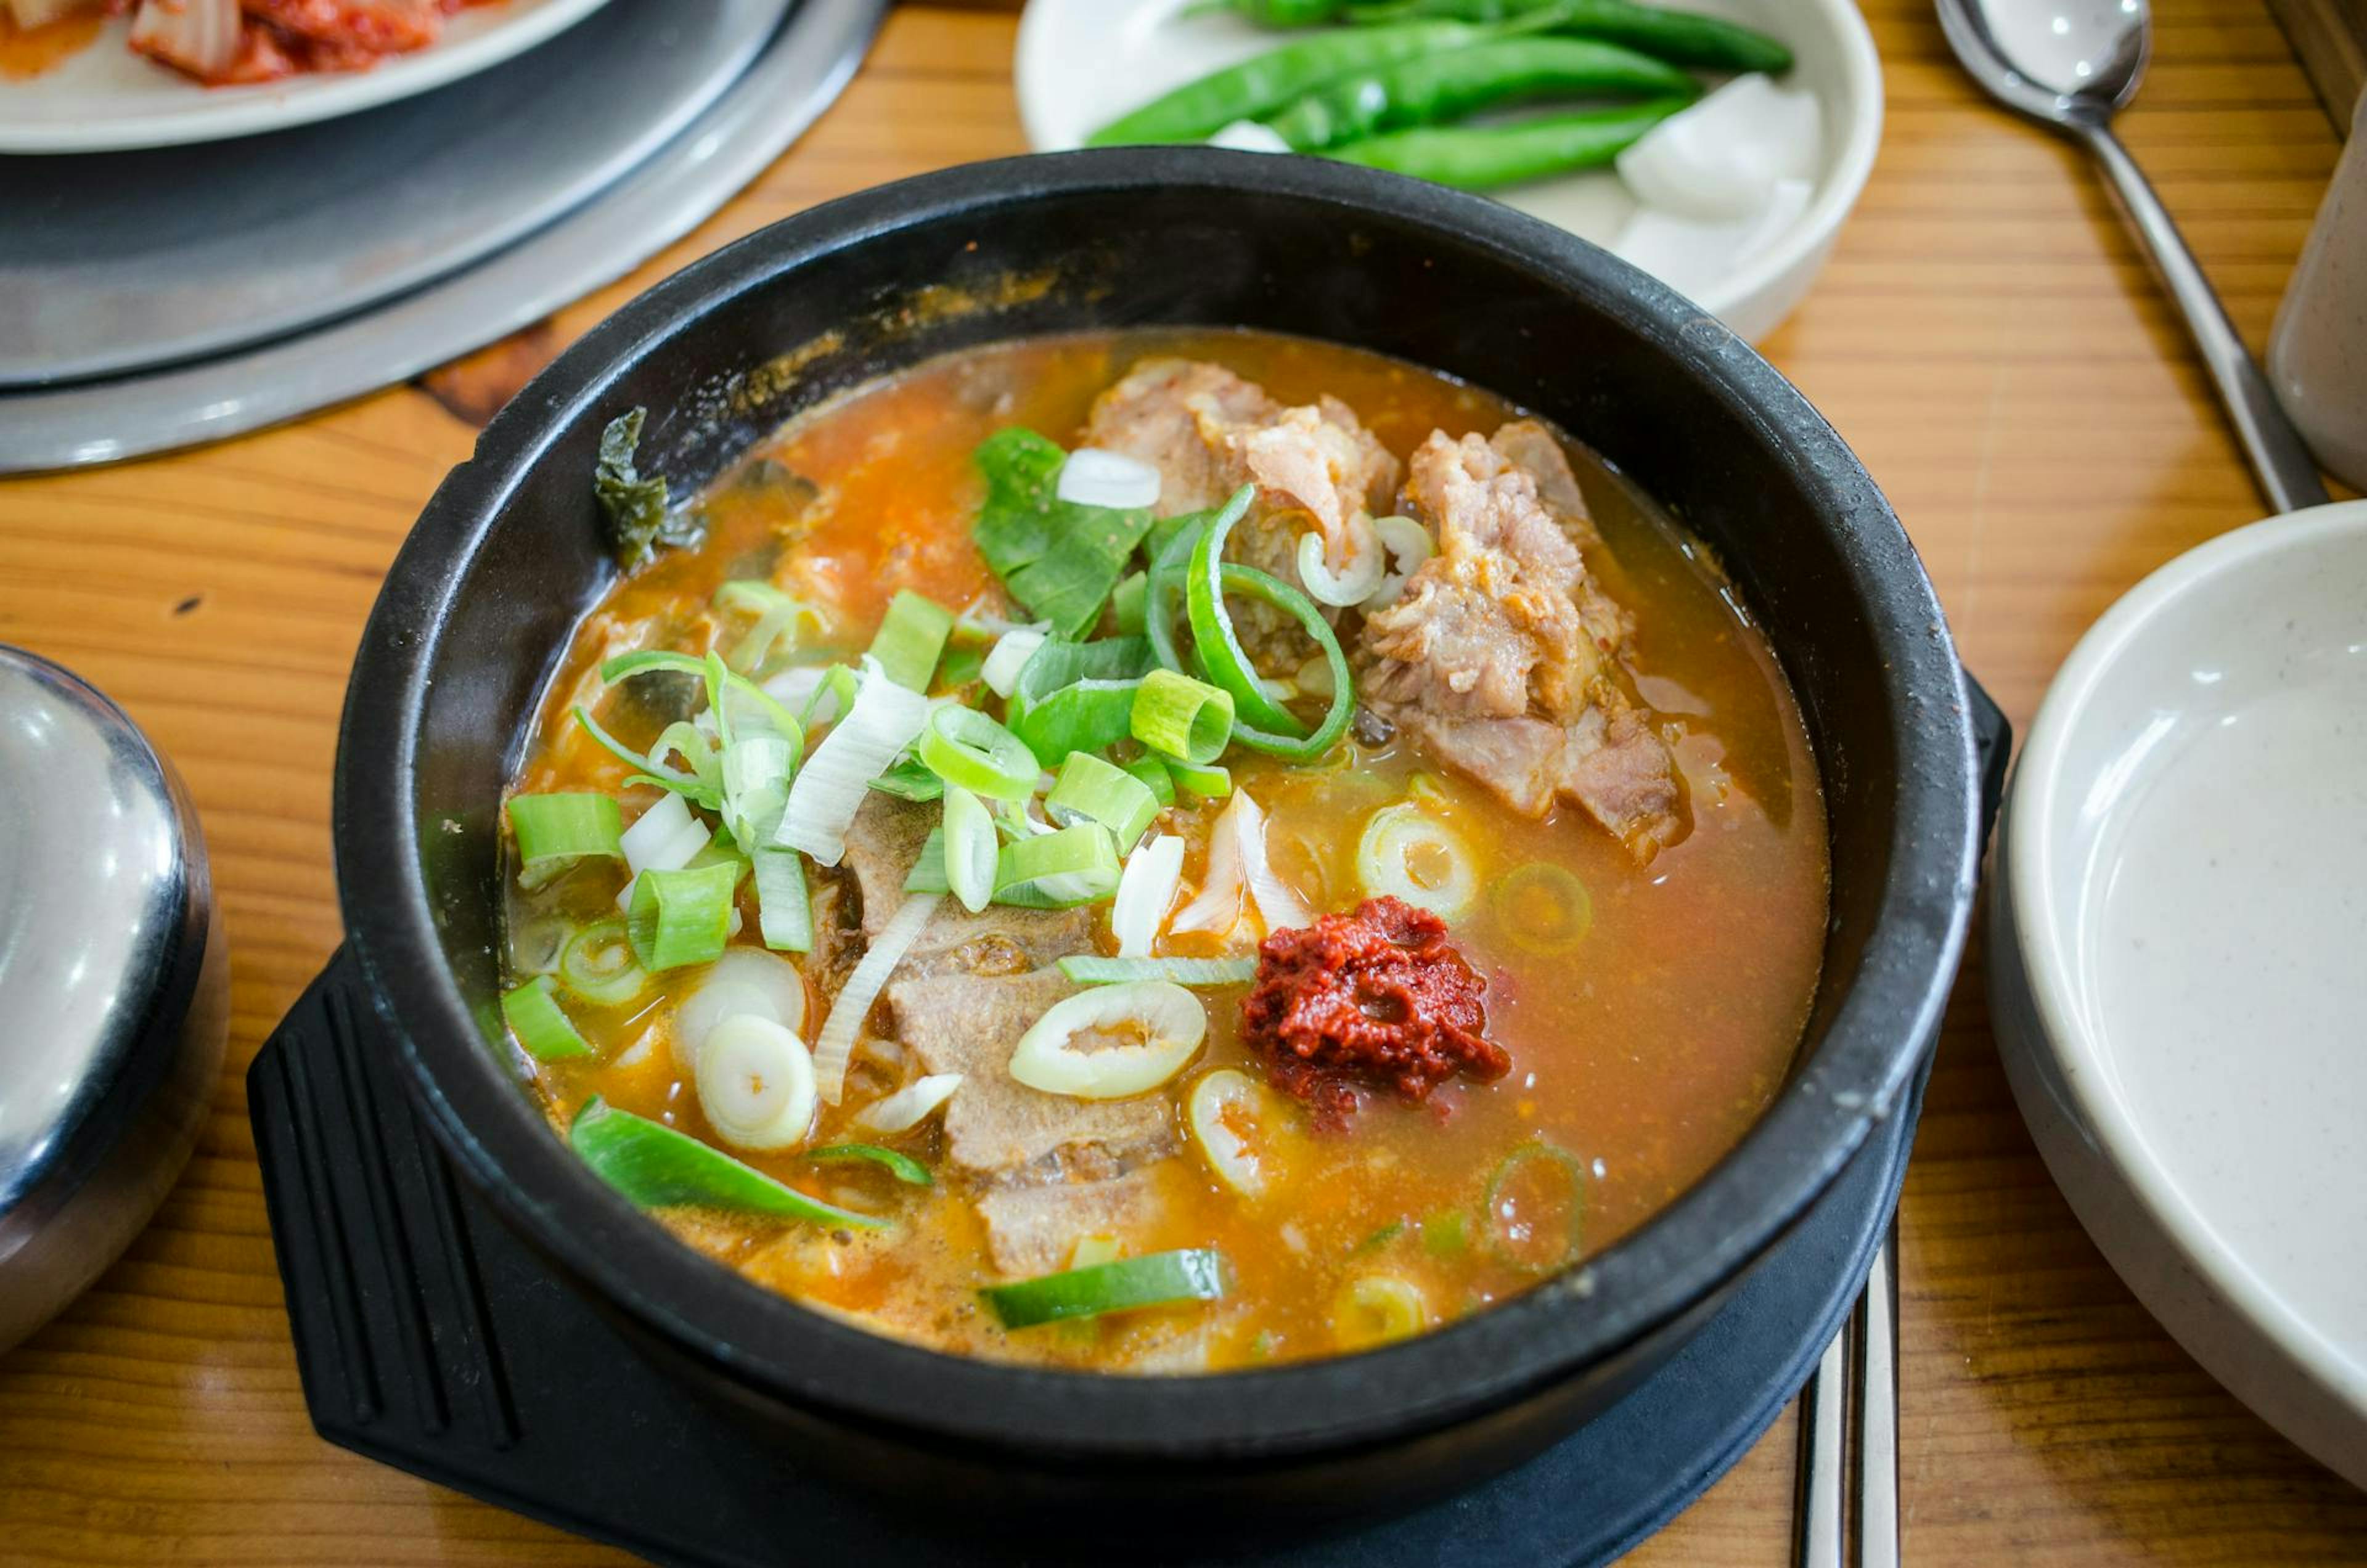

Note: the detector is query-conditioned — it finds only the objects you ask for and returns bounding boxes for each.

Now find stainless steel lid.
[0,646,226,1352]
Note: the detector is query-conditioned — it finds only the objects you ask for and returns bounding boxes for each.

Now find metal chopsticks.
[1794,1223,1900,1567]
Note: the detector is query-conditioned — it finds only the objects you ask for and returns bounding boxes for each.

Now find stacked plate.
[0,0,886,472]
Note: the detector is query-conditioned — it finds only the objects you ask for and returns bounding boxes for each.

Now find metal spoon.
[1936,0,2329,515]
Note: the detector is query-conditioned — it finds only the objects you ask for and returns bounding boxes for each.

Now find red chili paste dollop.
[1240,896,1505,1125]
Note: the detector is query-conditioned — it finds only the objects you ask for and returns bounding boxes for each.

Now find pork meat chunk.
[1360,425,1684,860]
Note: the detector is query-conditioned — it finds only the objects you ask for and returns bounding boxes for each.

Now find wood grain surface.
[2,2,2363,1562]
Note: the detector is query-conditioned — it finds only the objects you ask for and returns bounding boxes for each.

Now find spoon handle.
[2077,123,2330,516]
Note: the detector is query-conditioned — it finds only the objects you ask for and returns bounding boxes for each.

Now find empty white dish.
[1013,0,1881,343]
[1990,500,2367,1490]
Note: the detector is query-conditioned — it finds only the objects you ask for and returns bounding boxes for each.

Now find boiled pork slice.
[1359,424,1685,860]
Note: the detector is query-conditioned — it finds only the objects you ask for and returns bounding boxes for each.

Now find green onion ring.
[917,705,1039,801]
[557,917,651,1007]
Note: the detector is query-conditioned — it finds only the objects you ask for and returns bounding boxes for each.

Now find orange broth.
[503,329,1829,1371]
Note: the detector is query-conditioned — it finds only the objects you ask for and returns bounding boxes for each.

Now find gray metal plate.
[0,0,884,471]
[0,0,788,388]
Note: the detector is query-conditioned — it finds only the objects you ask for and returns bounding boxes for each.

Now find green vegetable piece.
[570,1098,888,1228]
[935,643,986,693]
[506,793,624,889]
[978,1247,1229,1329]
[1182,493,1357,760]
[1167,759,1234,800]
[1343,0,1794,75]
[1087,20,1486,145]
[624,861,738,971]
[1326,97,1691,190]
[1122,752,1177,809]
[941,785,999,914]
[1493,860,1595,952]
[1265,36,1694,150]
[971,429,1157,637]
[869,756,947,802]
[994,822,1123,908]
[1013,679,1145,768]
[1422,1207,1470,1258]
[868,589,955,692]
[918,704,1039,800]
[501,975,593,1062]
[1132,668,1235,766]
[752,846,813,953]
[904,824,952,894]
[1057,955,1259,987]
[1110,570,1150,636]
[1045,751,1163,847]
[594,408,701,569]
[557,917,650,1007]
[809,1143,934,1186]
[1352,1220,1407,1257]
[1484,1138,1587,1272]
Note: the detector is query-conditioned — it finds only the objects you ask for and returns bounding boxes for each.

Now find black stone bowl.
[335,150,1979,1528]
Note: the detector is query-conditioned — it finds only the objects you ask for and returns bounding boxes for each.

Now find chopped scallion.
[1045,751,1161,847]
[557,918,649,1007]
[1110,570,1148,635]
[994,821,1122,908]
[1167,759,1233,800]
[506,793,624,889]
[904,825,951,894]
[869,757,947,802]
[942,784,997,914]
[1131,668,1234,766]
[1056,955,1257,987]
[917,705,1038,801]
[501,975,593,1062]
[751,847,813,953]
[807,1143,933,1186]
[1122,752,1176,809]
[624,861,738,971]
[868,589,955,692]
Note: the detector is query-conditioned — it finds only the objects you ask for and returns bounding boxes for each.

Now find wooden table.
[4,2,2363,1561]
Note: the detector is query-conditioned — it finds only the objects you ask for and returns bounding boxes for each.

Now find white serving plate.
[0,0,611,153]
[1990,500,2367,1490]
[1013,0,1880,343]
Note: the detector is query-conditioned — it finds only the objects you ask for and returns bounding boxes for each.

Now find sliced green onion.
[1131,668,1234,766]
[788,663,861,729]
[570,1097,886,1228]
[1110,570,1148,635]
[599,649,709,682]
[994,821,1121,908]
[1057,955,1257,987]
[1168,759,1233,800]
[557,917,650,1007]
[1422,1207,1470,1259]
[508,912,572,976]
[1355,803,1478,920]
[979,1247,1227,1329]
[1013,678,1143,767]
[1352,1220,1406,1257]
[1122,752,1175,809]
[1045,751,1161,847]
[1333,1274,1430,1350]
[869,757,946,802]
[935,643,985,692]
[904,825,950,894]
[1484,1140,1587,1274]
[625,861,738,971]
[775,657,932,866]
[573,705,721,807]
[1010,635,1154,714]
[751,846,812,953]
[719,733,795,847]
[917,704,1038,801]
[648,719,722,796]
[868,589,955,692]
[942,784,997,914]
[808,1143,933,1186]
[1494,862,1595,953]
[507,793,624,889]
[501,976,592,1062]
[980,626,1050,698]
[714,581,824,674]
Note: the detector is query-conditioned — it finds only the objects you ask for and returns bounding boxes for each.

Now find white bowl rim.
[1010,0,1886,327]
[2005,497,2367,1413]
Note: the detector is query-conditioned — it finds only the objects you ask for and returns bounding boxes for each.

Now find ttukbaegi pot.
[333,150,1982,1525]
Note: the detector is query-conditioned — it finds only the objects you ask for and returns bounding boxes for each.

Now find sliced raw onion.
[979,626,1050,698]
[1007,981,1206,1100]
[1363,515,1436,610]
[1235,791,1312,931]
[811,892,942,1103]
[1614,73,1823,221]
[1188,1068,1273,1198]
[1355,804,1478,920]
[1055,447,1163,511]
[693,1015,817,1151]
[1169,796,1248,936]
[616,794,713,912]
[1111,833,1186,958]
[1295,514,1386,608]
[762,664,848,727]
[671,949,809,1074]
[941,785,997,914]
[854,1072,963,1135]
[773,656,931,867]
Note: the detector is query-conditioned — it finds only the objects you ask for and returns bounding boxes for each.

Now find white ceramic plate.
[1990,501,2367,1490]
[0,0,613,154]
[1013,0,1880,342]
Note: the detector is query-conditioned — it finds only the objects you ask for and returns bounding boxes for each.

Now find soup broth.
[501,329,1828,1372]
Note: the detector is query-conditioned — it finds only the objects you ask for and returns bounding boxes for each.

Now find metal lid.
[0,645,223,1347]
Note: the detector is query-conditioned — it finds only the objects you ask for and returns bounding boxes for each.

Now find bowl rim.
[1007,0,1887,333]
[2001,497,2367,1416]
[337,147,1980,1460]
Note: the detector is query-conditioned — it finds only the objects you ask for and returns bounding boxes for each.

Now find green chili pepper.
[1086,20,1489,145]
[1325,97,1691,190]
[1344,0,1793,75]
[1264,36,1697,151]
[1183,0,1347,22]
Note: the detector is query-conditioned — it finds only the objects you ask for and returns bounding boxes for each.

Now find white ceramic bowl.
[1990,501,2367,1490]
[1013,0,1881,343]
